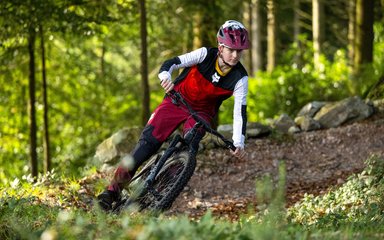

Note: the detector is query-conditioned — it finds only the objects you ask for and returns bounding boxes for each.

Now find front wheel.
[136,150,196,212]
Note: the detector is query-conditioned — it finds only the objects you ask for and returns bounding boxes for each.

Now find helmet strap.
[222,57,234,67]
[218,51,235,68]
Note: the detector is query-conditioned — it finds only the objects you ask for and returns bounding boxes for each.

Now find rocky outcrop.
[219,96,380,136]
[270,96,374,133]
[294,116,322,132]
[93,127,141,172]
[272,114,301,134]
[313,96,373,128]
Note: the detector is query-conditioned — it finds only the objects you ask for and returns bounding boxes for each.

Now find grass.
[1,156,384,239]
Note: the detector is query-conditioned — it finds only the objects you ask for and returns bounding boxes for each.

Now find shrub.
[287,155,384,229]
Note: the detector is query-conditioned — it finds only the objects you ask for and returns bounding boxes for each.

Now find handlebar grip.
[228,142,237,151]
[167,89,176,96]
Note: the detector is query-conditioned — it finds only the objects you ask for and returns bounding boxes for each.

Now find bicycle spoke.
[138,160,185,209]
[121,150,196,213]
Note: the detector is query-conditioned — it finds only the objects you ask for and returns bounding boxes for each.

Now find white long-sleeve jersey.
[158,47,248,148]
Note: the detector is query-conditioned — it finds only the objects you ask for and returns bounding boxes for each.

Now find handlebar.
[167,90,236,151]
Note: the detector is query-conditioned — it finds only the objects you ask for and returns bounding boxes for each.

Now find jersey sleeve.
[158,47,208,81]
[232,76,248,148]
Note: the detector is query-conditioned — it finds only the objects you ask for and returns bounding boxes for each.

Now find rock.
[188,198,204,209]
[297,101,327,117]
[246,122,272,138]
[93,127,141,170]
[217,124,233,139]
[295,116,322,131]
[372,99,384,113]
[200,133,226,150]
[273,114,298,133]
[203,122,271,148]
[288,125,301,134]
[216,122,271,139]
[200,136,217,150]
[314,96,374,128]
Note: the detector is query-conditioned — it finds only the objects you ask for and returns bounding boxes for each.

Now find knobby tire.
[118,150,196,213]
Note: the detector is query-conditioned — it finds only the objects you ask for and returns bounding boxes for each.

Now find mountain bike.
[112,90,236,214]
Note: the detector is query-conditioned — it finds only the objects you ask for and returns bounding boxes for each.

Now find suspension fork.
[144,134,183,191]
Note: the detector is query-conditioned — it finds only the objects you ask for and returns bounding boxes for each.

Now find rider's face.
[219,45,243,66]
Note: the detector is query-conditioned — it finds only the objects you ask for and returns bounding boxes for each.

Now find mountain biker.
[97,20,250,211]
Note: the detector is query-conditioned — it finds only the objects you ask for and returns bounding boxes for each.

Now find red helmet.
[217,20,249,50]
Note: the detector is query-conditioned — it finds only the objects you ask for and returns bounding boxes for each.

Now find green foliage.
[287,155,384,230]
[365,23,384,100]
[0,0,141,183]
[373,22,384,79]
[2,156,384,239]
[46,35,144,175]
[0,167,288,240]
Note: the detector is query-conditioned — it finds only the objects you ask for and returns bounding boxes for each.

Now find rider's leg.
[98,97,188,210]
[98,126,162,211]
[107,125,162,193]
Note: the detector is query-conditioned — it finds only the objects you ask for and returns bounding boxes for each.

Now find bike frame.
[169,90,236,150]
[114,91,236,212]
[142,90,236,199]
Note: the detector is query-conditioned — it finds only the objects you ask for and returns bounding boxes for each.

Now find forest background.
[0,0,383,185]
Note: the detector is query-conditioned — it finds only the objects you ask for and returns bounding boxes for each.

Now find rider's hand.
[158,71,174,93]
[231,147,247,160]
[160,79,174,93]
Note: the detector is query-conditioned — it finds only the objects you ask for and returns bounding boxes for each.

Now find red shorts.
[147,96,213,142]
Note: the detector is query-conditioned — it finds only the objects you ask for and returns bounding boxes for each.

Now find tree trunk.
[293,0,301,43]
[192,13,203,49]
[348,0,356,73]
[138,0,150,126]
[28,28,38,179]
[267,0,276,72]
[352,0,374,94]
[293,0,303,68]
[243,1,252,74]
[200,1,218,47]
[312,0,324,71]
[251,0,263,74]
[40,24,51,173]
[381,0,384,20]
[354,0,374,69]
[202,0,221,130]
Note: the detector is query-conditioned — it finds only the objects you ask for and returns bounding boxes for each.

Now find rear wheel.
[135,150,196,212]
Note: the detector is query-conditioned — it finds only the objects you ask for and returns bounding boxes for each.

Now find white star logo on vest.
[212,72,220,83]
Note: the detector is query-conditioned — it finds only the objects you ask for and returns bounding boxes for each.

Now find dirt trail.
[167,114,384,220]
